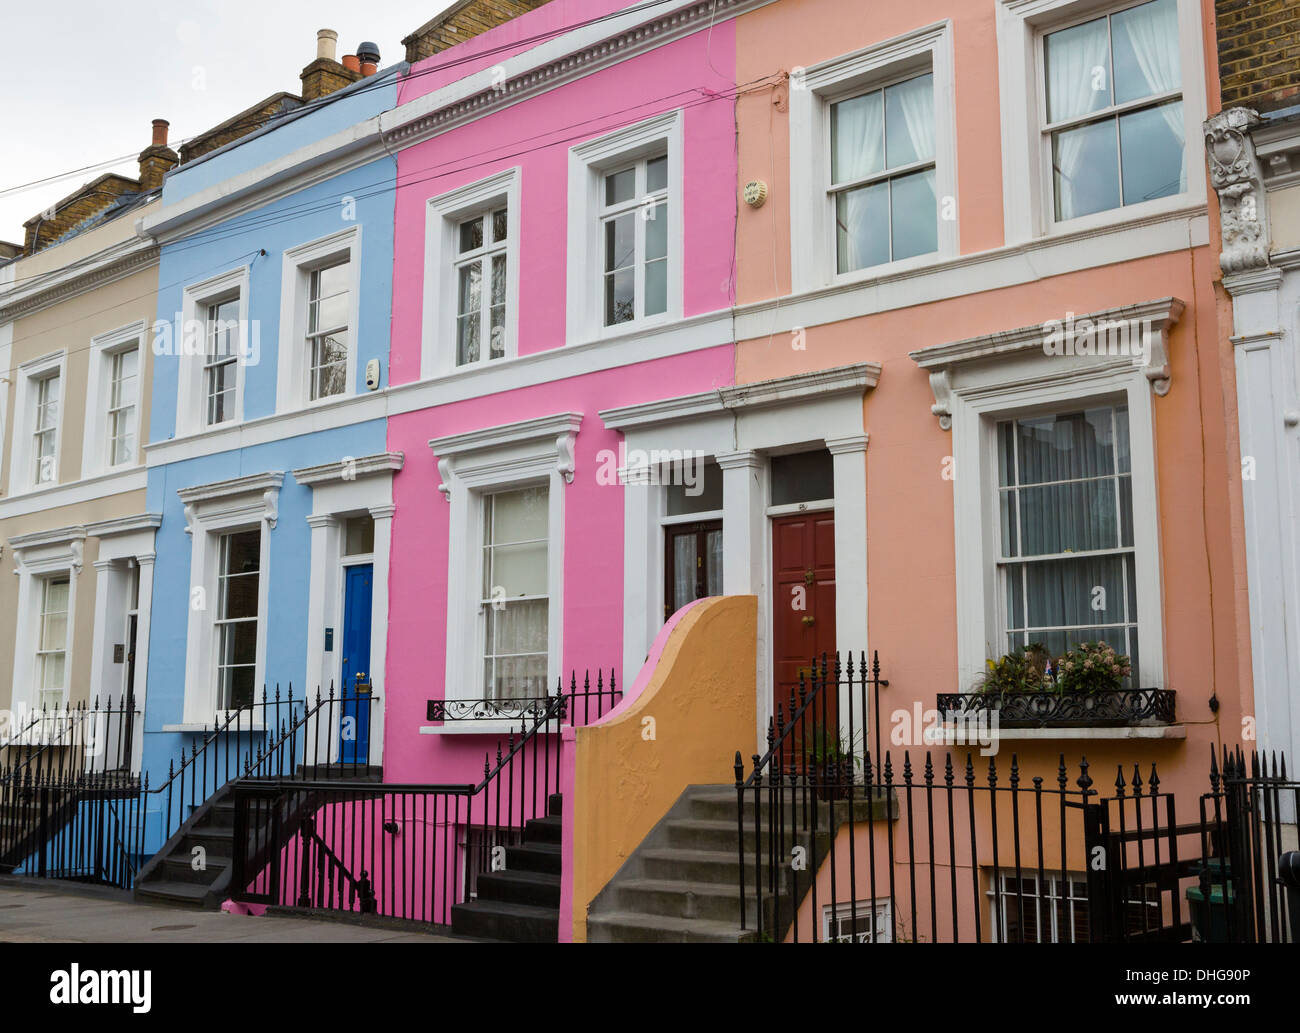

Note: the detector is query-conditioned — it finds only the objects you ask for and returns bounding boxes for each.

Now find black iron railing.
[0,685,379,889]
[733,654,1293,944]
[426,671,621,725]
[0,697,142,779]
[232,670,617,927]
[935,688,1177,728]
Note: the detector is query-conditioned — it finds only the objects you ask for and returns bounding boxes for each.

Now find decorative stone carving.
[555,429,577,485]
[437,457,452,503]
[1205,108,1271,274]
[928,370,954,431]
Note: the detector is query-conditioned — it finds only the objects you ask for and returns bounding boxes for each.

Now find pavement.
[0,881,466,942]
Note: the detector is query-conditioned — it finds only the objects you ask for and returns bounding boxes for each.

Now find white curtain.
[1117,0,1185,189]
[832,93,884,270]
[1049,21,1109,220]
[888,73,935,166]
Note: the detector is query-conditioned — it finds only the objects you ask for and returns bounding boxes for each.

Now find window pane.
[604,167,635,206]
[665,459,723,515]
[884,74,935,167]
[771,450,835,506]
[489,255,507,359]
[1016,409,1116,484]
[1053,118,1121,221]
[491,207,508,243]
[486,650,548,701]
[314,262,350,300]
[1016,480,1118,554]
[890,168,938,260]
[459,216,484,253]
[831,90,884,183]
[604,213,635,272]
[313,290,349,333]
[835,181,889,273]
[646,155,668,193]
[1044,15,1111,123]
[645,260,667,317]
[1119,100,1184,205]
[486,599,549,655]
[646,201,668,260]
[605,268,635,325]
[491,486,548,543]
[223,530,260,577]
[1011,553,1127,633]
[705,529,723,595]
[345,515,375,555]
[1111,0,1180,105]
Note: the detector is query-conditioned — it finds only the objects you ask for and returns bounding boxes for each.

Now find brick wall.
[179,94,303,165]
[403,0,554,63]
[1217,0,1300,113]
[22,174,139,255]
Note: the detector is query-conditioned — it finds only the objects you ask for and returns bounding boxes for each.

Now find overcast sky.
[0,1,455,243]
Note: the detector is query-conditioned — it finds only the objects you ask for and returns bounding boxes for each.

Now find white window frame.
[822,899,893,943]
[276,227,361,413]
[430,414,578,720]
[176,473,280,725]
[34,573,72,711]
[9,527,83,713]
[912,298,1179,694]
[789,22,957,294]
[987,868,1158,942]
[995,0,1208,244]
[421,169,521,379]
[8,350,67,496]
[176,266,250,438]
[83,321,145,478]
[567,111,684,344]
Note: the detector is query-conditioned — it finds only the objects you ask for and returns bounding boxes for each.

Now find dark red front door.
[771,512,836,723]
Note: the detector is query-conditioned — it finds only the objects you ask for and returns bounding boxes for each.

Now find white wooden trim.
[421,168,522,380]
[176,265,252,438]
[566,110,684,344]
[8,349,67,497]
[789,21,958,293]
[9,528,84,712]
[996,0,1209,244]
[275,226,362,414]
[82,320,146,480]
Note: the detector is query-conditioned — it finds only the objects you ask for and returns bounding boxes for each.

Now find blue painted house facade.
[134,66,406,841]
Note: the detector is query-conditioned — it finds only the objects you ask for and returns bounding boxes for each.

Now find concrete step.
[133,879,214,909]
[586,909,756,943]
[640,846,742,886]
[451,899,558,942]
[159,853,231,886]
[663,817,812,854]
[476,869,561,908]
[607,877,754,924]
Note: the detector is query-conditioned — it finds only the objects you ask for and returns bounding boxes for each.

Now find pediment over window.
[910,297,1184,429]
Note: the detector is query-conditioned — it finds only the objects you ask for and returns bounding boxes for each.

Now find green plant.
[802,723,863,768]
[976,643,1056,695]
[1056,641,1131,695]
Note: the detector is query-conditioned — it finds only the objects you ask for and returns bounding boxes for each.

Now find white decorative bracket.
[1205,107,1272,275]
[928,371,954,431]
[70,540,83,576]
[183,503,195,535]
[263,489,278,531]
[555,429,577,484]
[437,457,453,503]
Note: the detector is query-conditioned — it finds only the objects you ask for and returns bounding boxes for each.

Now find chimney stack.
[138,118,179,193]
[357,42,380,77]
[301,28,362,101]
[317,28,338,62]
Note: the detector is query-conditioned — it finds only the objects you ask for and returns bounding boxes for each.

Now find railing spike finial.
[1115,765,1126,795]
[944,752,954,787]
[864,749,874,786]
[734,750,744,786]
[1147,762,1160,795]
[986,754,997,788]
[902,751,913,785]
[766,717,775,752]
[1132,763,1144,796]
[1077,756,1093,794]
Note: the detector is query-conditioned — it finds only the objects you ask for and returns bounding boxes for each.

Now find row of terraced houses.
[0,0,1298,944]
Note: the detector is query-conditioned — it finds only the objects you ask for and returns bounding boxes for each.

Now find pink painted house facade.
[381,0,743,788]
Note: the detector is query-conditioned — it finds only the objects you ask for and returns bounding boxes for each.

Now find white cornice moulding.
[910,297,1185,429]
[7,524,88,552]
[0,240,159,323]
[291,451,405,486]
[599,363,880,431]
[382,0,775,153]
[429,412,583,502]
[83,513,163,539]
[0,466,147,521]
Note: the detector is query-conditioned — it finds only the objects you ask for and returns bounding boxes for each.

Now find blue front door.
[340,564,373,764]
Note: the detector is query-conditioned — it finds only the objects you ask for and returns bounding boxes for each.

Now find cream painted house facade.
[0,197,162,762]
